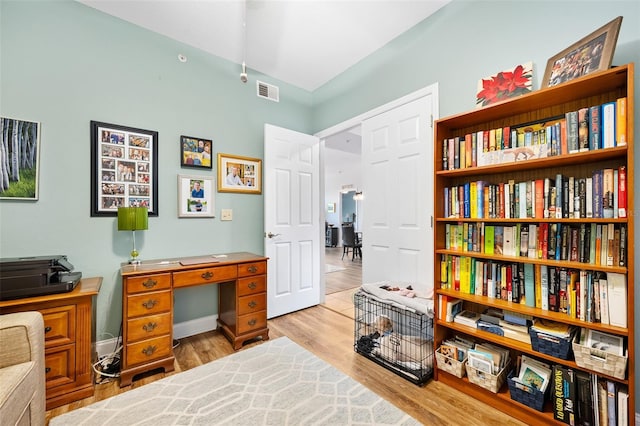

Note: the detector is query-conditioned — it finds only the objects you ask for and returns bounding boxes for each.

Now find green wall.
[0,0,313,336]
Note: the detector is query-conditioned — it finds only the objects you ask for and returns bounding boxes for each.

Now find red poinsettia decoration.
[476,63,533,107]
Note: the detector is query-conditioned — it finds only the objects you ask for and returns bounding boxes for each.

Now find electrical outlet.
[221,209,233,221]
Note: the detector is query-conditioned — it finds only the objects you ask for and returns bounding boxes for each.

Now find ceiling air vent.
[257,80,279,102]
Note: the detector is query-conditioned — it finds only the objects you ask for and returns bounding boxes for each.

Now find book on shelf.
[553,365,576,424]
[441,97,628,172]
[607,272,627,328]
[453,309,481,328]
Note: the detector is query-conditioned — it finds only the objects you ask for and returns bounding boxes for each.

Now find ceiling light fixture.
[239,0,248,83]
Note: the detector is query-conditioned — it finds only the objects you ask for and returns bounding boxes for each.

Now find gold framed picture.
[217,153,262,194]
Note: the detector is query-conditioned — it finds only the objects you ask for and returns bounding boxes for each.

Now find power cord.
[94,324,123,383]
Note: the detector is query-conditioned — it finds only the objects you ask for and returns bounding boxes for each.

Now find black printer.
[0,255,82,301]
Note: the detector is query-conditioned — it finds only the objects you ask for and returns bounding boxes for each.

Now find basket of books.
[507,355,552,412]
[529,319,575,360]
[572,328,627,380]
[435,346,466,378]
[466,363,509,393]
[464,342,510,393]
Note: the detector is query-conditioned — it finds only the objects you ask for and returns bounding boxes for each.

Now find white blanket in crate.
[360,281,434,317]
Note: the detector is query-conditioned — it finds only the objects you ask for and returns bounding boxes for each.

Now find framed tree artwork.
[0,116,41,200]
[90,121,159,217]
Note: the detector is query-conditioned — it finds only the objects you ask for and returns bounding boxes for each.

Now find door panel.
[265,124,320,318]
[361,96,434,296]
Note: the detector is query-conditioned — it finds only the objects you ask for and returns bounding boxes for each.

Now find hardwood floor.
[46,308,525,425]
[46,252,525,425]
[324,246,362,295]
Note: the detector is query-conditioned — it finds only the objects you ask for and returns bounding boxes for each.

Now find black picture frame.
[180,135,213,169]
[90,120,159,217]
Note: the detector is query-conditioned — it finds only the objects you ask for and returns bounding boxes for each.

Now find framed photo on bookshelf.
[541,16,622,88]
[90,121,158,217]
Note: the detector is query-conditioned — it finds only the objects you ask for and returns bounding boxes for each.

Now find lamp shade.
[117,207,148,231]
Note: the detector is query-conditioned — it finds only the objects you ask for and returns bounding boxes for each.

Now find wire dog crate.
[353,290,434,385]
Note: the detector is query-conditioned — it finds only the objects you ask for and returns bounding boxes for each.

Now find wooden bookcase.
[433,64,634,425]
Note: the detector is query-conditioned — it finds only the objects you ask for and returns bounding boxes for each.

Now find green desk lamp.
[118,206,148,264]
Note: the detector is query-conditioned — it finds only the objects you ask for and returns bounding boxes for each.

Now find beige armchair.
[0,311,46,426]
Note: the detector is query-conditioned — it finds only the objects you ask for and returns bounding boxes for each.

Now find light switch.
[221,209,233,221]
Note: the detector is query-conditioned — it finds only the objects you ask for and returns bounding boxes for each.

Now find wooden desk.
[119,252,269,386]
[0,277,102,410]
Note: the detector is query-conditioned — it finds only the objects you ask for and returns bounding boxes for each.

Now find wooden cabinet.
[0,277,101,410]
[326,226,338,247]
[120,252,269,386]
[433,64,634,425]
[218,260,269,349]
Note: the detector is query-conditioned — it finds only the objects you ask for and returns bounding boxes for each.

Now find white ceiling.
[78,0,451,92]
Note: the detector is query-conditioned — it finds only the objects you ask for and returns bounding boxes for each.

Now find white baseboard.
[173,314,218,340]
[635,411,639,425]
[96,314,218,359]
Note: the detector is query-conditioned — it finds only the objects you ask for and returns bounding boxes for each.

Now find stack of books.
[453,310,481,328]
[475,309,531,344]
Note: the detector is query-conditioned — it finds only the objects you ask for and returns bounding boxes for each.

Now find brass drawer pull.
[247,266,258,273]
[247,281,257,290]
[248,301,257,308]
[201,271,214,280]
[142,279,157,288]
[248,319,257,326]
[142,322,157,332]
[142,299,158,309]
[45,367,51,373]
[142,345,157,356]
[44,326,52,333]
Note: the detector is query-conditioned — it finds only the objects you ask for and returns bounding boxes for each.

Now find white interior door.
[264,124,321,318]
[361,95,434,296]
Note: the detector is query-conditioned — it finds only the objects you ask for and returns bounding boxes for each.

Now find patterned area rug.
[50,337,419,425]
[325,263,346,273]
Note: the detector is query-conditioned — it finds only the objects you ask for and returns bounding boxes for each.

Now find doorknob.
[266,232,281,238]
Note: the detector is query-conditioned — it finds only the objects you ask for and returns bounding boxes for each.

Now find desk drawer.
[237,275,266,297]
[173,265,237,288]
[127,290,171,318]
[126,336,172,367]
[127,312,172,342]
[238,261,267,278]
[238,293,266,316]
[41,305,75,347]
[126,273,171,294]
[45,344,75,389]
[237,311,267,335]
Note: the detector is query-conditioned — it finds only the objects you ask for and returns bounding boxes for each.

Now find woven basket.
[466,362,508,393]
[529,328,574,360]
[507,373,547,412]
[435,346,466,378]
[572,341,627,380]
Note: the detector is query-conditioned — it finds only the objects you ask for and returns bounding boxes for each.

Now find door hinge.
[430,114,433,128]
[431,215,434,228]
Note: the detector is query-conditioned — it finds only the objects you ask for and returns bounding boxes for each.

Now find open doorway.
[322,125,363,317]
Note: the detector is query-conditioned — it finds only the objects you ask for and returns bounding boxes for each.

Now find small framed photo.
[180,135,213,169]
[177,175,215,218]
[0,117,41,200]
[327,203,336,213]
[542,16,622,88]
[217,153,262,194]
[90,121,158,216]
